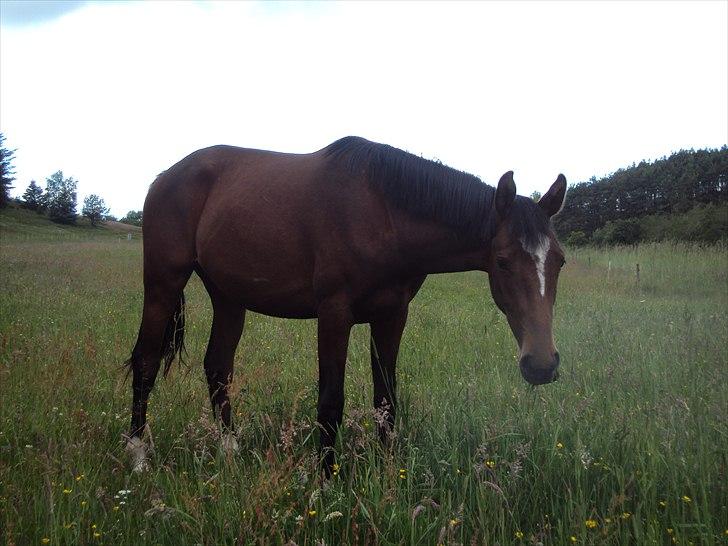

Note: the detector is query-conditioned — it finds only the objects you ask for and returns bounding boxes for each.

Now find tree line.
[3,133,726,242]
[0,133,142,227]
[554,147,728,245]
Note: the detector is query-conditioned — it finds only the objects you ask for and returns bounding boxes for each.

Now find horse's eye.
[496,257,510,271]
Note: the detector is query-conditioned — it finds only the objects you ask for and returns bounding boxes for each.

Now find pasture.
[0,212,726,545]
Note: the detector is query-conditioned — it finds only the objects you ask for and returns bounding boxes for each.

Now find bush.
[565,230,589,247]
[592,219,642,246]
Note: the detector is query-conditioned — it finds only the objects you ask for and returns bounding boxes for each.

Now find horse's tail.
[161,292,186,377]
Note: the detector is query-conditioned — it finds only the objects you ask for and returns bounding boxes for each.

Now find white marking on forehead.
[521,235,550,297]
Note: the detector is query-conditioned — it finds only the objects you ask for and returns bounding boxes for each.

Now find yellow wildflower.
[515,530,524,539]
[605,517,612,524]
[308,510,316,516]
[585,519,598,529]
[113,505,120,511]
[556,442,564,449]
[486,460,496,469]
[93,532,101,538]
[449,518,460,528]
[75,474,84,481]
[667,528,674,535]
[659,500,666,508]
[621,512,631,520]
[681,495,691,503]
[62,489,71,494]
[570,536,577,543]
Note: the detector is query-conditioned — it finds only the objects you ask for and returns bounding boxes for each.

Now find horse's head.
[487,171,567,386]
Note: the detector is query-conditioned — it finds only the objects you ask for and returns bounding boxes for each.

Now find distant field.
[1,209,726,545]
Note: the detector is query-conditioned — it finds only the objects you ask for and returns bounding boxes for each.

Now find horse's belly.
[197,236,318,318]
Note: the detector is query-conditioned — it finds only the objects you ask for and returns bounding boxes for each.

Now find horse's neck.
[395,216,489,275]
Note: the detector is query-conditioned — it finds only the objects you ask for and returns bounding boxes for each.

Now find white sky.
[1,0,726,217]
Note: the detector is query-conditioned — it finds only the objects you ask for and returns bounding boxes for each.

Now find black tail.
[161,292,186,377]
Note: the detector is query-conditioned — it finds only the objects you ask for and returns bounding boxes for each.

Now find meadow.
[1,209,726,545]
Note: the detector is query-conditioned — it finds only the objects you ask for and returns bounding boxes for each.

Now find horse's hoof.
[126,436,150,473]
[221,433,239,455]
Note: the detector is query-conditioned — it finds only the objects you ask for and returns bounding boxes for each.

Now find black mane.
[325,136,550,245]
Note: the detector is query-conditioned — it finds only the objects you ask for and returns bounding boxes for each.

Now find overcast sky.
[1,0,726,217]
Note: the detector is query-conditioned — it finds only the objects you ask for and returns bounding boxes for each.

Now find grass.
[0,209,726,545]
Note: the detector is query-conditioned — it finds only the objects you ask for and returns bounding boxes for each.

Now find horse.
[124,136,567,473]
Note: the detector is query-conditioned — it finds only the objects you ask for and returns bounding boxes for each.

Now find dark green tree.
[0,133,16,208]
[21,180,43,211]
[530,190,542,202]
[81,194,110,226]
[554,146,728,244]
[120,210,142,226]
[45,171,77,224]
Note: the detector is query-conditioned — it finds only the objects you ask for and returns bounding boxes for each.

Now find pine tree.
[21,180,43,211]
[0,133,16,208]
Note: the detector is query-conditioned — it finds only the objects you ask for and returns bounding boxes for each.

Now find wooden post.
[636,263,640,284]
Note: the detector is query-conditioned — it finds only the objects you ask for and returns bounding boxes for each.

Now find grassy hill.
[0,205,142,242]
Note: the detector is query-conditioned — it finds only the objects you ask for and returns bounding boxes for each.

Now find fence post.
[636,263,640,285]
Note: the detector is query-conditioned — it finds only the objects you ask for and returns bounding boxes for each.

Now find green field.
[1,209,726,545]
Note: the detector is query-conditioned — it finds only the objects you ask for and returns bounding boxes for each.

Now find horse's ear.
[495,171,516,218]
[538,174,567,217]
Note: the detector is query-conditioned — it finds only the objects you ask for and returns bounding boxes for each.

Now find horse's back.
[143,143,406,318]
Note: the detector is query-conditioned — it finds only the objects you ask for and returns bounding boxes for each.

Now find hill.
[0,205,142,242]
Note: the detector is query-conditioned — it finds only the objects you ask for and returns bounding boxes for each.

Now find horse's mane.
[324,136,550,245]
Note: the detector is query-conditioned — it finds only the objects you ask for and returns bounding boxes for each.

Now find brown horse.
[125,136,567,473]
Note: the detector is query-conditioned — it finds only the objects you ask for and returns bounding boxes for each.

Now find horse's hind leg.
[127,273,190,471]
[370,306,408,443]
[203,289,246,453]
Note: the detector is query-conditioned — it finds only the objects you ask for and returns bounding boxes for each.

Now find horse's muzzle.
[519,352,560,385]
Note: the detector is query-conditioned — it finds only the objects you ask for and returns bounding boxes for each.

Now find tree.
[120,210,142,226]
[82,194,110,226]
[0,133,16,208]
[530,190,542,202]
[45,170,77,224]
[21,180,44,211]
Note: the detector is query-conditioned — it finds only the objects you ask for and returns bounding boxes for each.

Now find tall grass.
[1,230,726,544]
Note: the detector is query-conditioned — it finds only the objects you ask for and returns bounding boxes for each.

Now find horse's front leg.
[370,305,408,443]
[316,298,353,476]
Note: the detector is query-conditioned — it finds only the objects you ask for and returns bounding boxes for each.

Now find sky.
[1,0,726,218]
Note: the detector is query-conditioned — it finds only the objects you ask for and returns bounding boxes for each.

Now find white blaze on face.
[522,235,551,297]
